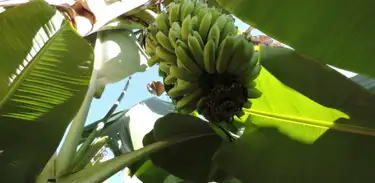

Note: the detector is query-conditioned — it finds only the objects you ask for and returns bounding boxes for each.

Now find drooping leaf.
[214,67,375,183]
[259,46,375,128]
[143,113,227,183]
[0,1,94,182]
[94,30,148,97]
[216,0,375,78]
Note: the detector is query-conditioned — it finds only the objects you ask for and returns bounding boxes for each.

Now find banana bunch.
[145,0,262,123]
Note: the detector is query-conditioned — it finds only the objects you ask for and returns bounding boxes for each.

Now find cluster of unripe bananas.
[145,0,262,123]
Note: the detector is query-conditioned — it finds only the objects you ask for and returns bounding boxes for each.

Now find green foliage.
[212,64,375,182]
[0,1,94,182]
[3,0,375,182]
[216,0,375,79]
[215,126,375,183]
[258,46,375,129]
[142,113,228,182]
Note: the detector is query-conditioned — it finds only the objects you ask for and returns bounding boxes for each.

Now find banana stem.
[55,70,98,178]
[71,122,105,171]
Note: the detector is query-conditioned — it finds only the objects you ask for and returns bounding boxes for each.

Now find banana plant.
[0,1,94,182]
[3,0,375,183]
[0,0,163,182]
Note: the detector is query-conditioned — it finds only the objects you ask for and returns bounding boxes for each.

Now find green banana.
[148,24,158,43]
[213,14,227,31]
[170,65,200,82]
[226,14,235,23]
[192,1,207,15]
[203,40,216,74]
[220,21,237,42]
[155,46,177,64]
[180,0,195,22]
[192,31,204,48]
[188,34,205,68]
[168,3,180,24]
[176,39,189,50]
[191,16,199,30]
[198,12,212,42]
[155,13,170,33]
[181,14,193,41]
[177,58,184,68]
[145,44,155,56]
[171,22,181,32]
[147,55,160,66]
[156,31,174,53]
[209,8,221,24]
[175,45,203,75]
[146,37,157,51]
[240,64,262,84]
[243,100,252,109]
[237,51,258,75]
[167,2,176,12]
[168,81,199,98]
[216,35,236,73]
[207,24,220,48]
[158,69,167,78]
[164,74,177,85]
[168,29,180,48]
[197,6,209,20]
[159,62,172,74]
[245,81,257,88]
[228,38,258,75]
[176,88,202,109]
[193,2,208,16]
[247,88,262,99]
[227,36,250,74]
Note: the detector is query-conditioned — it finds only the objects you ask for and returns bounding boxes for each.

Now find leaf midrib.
[0,17,67,110]
[245,109,375,137]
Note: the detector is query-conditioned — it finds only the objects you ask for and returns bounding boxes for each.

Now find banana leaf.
[216,0,375,79]
[214,67,375,183]
[0,1,94,182]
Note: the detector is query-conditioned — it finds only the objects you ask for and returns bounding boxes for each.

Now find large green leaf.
[216,0,375,78]
[259,46,375,128]
[214,67,375,182]
[0,1,94,182]
[143,113,228,183]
